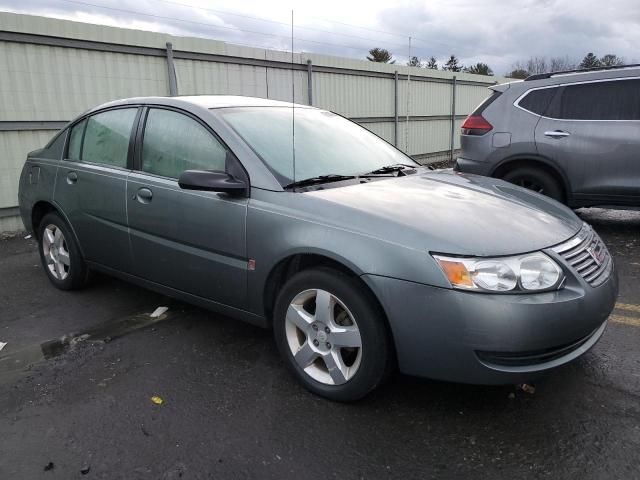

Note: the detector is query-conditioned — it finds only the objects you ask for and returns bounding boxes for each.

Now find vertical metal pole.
[405,36,411,153]
[166,42,178,96]
[307,59,313,106]
[450,76,457,161]
[394,70,399,147]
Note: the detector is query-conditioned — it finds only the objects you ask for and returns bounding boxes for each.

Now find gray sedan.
[18,96,618,401]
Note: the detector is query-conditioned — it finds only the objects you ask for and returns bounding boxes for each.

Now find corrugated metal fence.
[0,12,504,232]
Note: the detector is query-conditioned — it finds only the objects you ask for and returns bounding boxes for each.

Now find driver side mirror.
[178,170,248,196]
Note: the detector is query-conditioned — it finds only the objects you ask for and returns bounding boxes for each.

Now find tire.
[502,167,564,203]
[37,212,89,290]
[273,267,391,402]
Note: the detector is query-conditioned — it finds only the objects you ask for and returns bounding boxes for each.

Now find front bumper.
[363,269,618,385]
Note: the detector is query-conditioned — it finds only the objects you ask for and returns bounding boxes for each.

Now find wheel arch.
[31,200,85,258]
[262,252,397,359]
[489,155,572,203]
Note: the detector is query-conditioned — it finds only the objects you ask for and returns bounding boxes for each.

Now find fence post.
[449,75,457,162]
[394,70,399,147]
[166,42,178,96]
[306,59,313,106]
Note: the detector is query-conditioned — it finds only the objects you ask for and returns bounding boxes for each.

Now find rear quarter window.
[518,87,557,116]
[67,119,86,161]
[39,130,67,160]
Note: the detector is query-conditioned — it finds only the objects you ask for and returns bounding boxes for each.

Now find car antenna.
[291,9,296,191]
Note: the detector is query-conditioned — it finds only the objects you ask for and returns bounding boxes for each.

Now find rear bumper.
[364,271,618,385]
[454,156,492,176]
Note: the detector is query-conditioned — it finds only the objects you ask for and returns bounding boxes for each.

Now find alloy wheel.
[284,288,362,385]
[515,178,544,194]
[42,224,71,280]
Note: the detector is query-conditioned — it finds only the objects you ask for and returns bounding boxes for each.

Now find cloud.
[0,0,638,74]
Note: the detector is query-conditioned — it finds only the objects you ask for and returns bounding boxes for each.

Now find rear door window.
[141,108,228,179]
[557,79,640,120]
[81,109,138,168]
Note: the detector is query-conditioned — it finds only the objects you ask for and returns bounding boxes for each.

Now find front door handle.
[135,187,153,204]
[66,171,78,184]
[544,130,571,139]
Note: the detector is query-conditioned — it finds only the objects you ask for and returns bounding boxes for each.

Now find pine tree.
[426,57,438,70]
[579,52,601,69]
[443,55,462,72]
[407,56,422,67]
[464,63,493,76]
[366,48,395,64]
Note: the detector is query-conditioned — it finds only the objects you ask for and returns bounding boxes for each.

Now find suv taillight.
[461,115,493,136]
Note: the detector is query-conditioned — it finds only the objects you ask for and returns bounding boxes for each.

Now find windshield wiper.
[284,174,357,190]
[363,163,418,175]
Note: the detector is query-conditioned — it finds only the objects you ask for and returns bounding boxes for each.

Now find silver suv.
[455,66,640,208]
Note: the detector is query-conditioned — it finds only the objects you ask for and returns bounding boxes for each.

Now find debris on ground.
[150,306,169,318]
[24,234,32,239]
[44,462,55,471]
[80,465,91,475]
[151,395,164,405]
[518,383,536,394]
[0,341,6,352]
[508,392,516,399]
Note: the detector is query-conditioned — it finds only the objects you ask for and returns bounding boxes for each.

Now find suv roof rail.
[524,63,640,81]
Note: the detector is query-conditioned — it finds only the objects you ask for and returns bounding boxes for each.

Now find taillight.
[461,115,493,136]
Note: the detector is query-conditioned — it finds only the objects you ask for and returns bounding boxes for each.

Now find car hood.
[303,170,582,256]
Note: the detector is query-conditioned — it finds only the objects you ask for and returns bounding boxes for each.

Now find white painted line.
[150,306,169,318]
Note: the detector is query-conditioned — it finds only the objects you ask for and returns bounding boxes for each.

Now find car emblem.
[587,243,605,266]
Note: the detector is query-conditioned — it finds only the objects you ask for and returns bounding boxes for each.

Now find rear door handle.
[66,171,78,184]
[135,187,153,204]
[544,130,570,139]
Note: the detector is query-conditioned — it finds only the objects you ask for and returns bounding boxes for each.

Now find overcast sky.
[0,0,638,74]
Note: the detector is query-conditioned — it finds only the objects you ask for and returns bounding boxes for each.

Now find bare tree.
[526,56,548,75]
[600,54,625,66]
[549,56,576,72]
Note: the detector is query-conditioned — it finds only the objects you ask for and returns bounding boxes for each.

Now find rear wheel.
[38,212,89,290]
[502,167,564,203]
[273,268,391,402]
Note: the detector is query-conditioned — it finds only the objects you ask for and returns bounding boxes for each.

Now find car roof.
[90,95,315,113]
[493,65,640,92]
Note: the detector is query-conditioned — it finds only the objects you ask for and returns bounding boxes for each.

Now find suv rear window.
[471,90,502,115]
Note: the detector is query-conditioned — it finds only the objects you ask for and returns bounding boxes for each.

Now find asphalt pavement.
[1,208,639,479]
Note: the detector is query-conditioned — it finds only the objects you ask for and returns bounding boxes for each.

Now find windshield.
[217,107,418,186]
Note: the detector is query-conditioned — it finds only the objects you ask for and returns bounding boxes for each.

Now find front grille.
[552,223,613,287]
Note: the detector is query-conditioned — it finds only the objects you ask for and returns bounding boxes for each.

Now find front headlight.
[433,252,563,293]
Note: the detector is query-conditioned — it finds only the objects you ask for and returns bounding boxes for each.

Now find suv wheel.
[502,167,564,203]
[273,268,391,402]
[38,212,89,290]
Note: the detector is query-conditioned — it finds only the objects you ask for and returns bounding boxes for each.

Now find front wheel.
[273,268,391,402]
